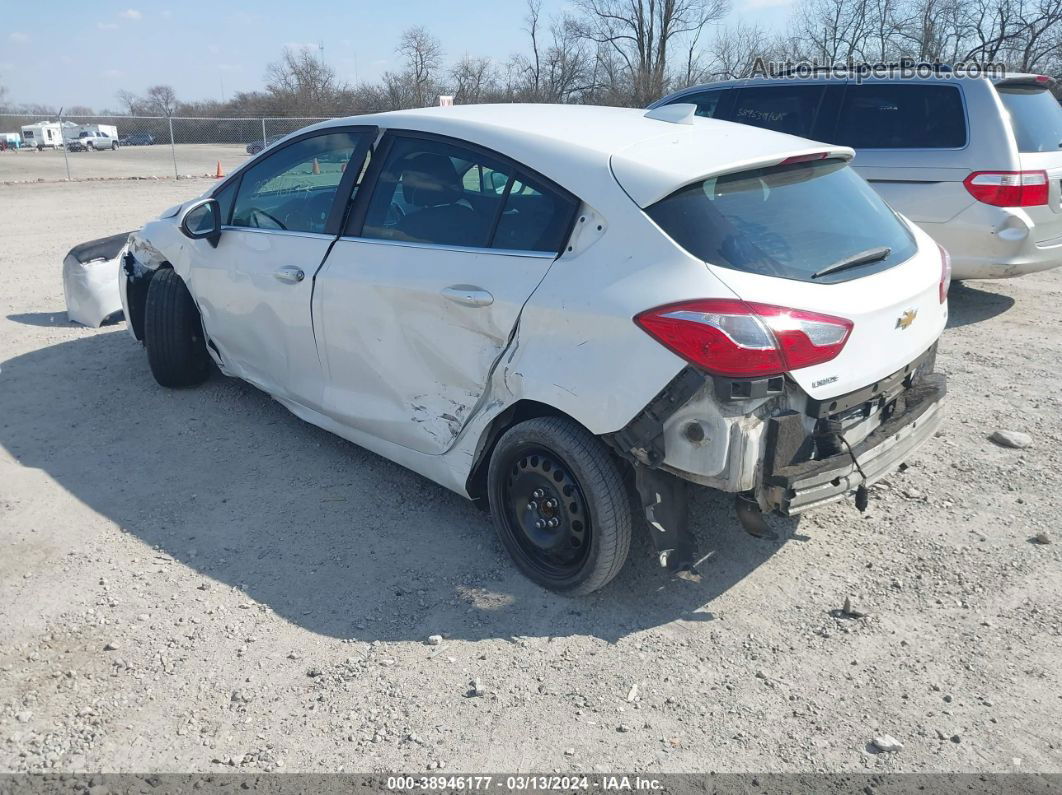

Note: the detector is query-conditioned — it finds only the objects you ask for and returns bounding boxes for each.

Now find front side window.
[997,86,1062,153]
[231,131,365,234]
[834,84,966,148]
[725,85,825,137]
[647,159,917,284]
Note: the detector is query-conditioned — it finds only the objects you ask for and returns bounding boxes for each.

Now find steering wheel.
[248,207,287,230]
[385,202,406,227]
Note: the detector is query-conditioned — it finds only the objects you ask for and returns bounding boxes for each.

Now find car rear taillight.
[938,244,952,304]
[634,299,853,377]
[963,170,1048,207]
[780,152,830,166]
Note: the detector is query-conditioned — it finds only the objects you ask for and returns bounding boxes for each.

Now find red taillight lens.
[963,170,1048,207]
[634,299,853,377]
[780,151,830,166]
[938,244,952,304]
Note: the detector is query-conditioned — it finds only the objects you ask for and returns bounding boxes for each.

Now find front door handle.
[274,266,305,284]
[441,285,494,307]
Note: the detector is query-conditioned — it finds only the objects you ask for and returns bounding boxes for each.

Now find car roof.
[305,104,852,207]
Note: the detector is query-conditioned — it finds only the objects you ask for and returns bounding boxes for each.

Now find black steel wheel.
[487,417,631,595]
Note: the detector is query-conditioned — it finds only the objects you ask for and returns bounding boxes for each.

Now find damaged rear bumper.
[761,373,946,515]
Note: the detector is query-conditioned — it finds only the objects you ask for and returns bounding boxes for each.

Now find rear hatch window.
[997,86,1062,153]
[646,158,918,284]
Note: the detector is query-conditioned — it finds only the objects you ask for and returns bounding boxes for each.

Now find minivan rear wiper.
[811,246,891,279]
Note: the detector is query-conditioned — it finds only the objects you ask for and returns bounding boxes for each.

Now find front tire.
[144,269,210,388]
[487,417,632,595]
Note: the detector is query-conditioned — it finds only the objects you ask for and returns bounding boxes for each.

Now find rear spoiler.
[994,74,1056,90]
[615,146,854,208]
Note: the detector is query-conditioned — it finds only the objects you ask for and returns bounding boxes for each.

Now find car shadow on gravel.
[0,330,793,644]
[945,282,1015,328]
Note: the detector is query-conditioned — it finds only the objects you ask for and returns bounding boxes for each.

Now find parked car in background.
[119,104,947,594]
[119,133,155,146]
[650,72,1062,280]
[246,134,286,155]
[67,129,120,151]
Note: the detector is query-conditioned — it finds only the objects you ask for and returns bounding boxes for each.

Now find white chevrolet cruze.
[120,103,949,594]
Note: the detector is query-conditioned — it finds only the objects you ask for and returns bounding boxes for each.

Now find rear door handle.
[274,266,305,284]
[441,285,494,307]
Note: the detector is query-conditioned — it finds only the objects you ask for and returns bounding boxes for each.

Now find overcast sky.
[1,0,795,110]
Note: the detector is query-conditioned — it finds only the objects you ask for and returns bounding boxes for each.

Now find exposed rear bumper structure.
[761,374,946,515]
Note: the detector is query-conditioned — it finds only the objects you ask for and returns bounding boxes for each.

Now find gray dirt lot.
[0,178,1060,774]
[0,144,249,182]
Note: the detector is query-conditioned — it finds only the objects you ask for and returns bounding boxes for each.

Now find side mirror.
[179,198,221,247]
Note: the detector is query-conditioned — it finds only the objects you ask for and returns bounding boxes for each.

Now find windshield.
[646,159,918,284]
[997,86,1062,153]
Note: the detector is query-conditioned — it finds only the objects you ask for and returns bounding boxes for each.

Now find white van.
[651,73,1062,280]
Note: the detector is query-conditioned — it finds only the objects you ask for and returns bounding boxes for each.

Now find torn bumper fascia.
[606,368,706,573]
[62,232,133,327]
[760,373,946,515]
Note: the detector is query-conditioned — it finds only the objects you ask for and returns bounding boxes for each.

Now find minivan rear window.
[834,84,966,148]
[997,86,1062,153]
[646,159,918,284]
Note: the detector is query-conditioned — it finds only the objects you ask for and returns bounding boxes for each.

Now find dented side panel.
[312,238,558,455]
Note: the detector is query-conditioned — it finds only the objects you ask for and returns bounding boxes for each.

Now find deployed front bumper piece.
[761,373,946,515]
[62,232,132,327]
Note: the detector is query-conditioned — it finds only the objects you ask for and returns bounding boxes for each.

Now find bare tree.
[145,85,179,116]
[266,48,345,111]
[702,20,772,81]
[397,26,444,107]
[450,55,497,104]
[512,1,593,102]
[573,0,729,106]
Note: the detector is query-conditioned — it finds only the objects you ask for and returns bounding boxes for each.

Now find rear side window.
[492,173,577,252]
[726,85,826,138]
[834,84,966,148]
[358,135,576,253]
[646,159,918,284]
[997,87,1062,153]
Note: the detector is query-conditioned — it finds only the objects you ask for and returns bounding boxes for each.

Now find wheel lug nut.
[546,499,557,509]
[549,518,559,528]
[533,489,544,499]
[535,519,546,529]
[527,501,538,511]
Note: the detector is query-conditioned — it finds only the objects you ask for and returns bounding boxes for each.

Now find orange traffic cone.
[215,161,224,179]
[312,157,320,175]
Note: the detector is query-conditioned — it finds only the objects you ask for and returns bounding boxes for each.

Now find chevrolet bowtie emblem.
[896,309,918,330]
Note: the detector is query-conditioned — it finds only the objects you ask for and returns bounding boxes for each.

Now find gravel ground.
[0,144,248,182]
[0,178,1060,774]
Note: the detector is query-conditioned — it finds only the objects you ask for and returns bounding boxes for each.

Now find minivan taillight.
[938,244,952,304]
[963,170,1048,207]
[634,299,853,377]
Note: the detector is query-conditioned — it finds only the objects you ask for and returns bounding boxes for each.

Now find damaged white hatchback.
[120,104,948,594]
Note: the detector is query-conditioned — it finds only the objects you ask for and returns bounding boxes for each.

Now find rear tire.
[144,269,210,388]
[487,417,631,595]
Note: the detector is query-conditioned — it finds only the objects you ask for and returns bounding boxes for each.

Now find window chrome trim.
[336,235,557,259]
[221,225,335,241]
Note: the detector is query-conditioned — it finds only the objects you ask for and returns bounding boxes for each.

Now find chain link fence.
[0,114,333,182]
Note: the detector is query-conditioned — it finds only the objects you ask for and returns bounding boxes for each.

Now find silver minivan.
[650,73,1062,279]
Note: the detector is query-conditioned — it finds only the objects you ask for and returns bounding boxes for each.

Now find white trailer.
[20,121,64,150]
